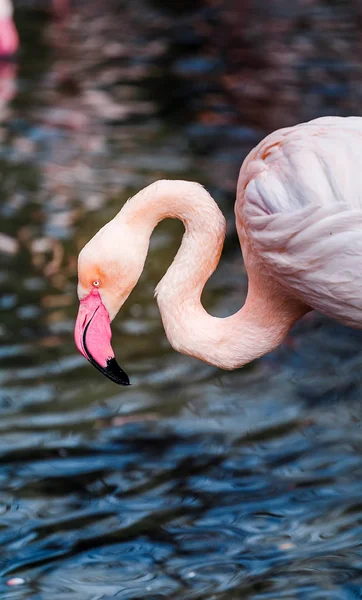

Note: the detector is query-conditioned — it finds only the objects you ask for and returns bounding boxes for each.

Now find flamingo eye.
[93,280,100,287]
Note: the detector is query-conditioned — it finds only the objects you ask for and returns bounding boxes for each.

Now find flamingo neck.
[121,180,303,369]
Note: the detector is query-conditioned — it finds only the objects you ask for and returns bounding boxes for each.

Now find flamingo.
[0,0,18,57]
[74,116,362,385]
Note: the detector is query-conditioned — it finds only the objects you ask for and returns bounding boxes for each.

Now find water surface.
[1,1,362,598]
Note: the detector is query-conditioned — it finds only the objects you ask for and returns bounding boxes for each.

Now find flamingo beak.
[74,290,130,385]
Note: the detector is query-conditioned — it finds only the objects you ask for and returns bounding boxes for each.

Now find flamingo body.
[239,116,362,328]
[75,116,362,384]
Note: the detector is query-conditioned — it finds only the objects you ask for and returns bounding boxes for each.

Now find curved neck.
[120,180,303,369]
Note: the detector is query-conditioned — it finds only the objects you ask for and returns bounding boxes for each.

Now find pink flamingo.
[75,116,362,384]
[0,0,18,57]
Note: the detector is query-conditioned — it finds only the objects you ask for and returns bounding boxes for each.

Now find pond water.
[2,1,362,598]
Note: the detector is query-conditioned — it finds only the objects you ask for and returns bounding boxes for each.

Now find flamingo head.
[74,216,148,385]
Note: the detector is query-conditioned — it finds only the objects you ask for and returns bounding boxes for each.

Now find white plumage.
[239,116,362,327]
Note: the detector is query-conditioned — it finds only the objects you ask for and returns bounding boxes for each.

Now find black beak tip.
[105,357,131,386]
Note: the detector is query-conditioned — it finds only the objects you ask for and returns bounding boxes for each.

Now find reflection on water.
[1,0,362,598]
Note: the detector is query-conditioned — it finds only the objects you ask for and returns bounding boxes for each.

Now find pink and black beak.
[74,290,130,385]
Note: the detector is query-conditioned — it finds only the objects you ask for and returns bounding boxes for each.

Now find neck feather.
[120,180,303,369]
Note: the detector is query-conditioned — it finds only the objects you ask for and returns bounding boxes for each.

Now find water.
[2,0,362,597]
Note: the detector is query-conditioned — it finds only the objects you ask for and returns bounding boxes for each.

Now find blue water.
[1,1,362,598]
